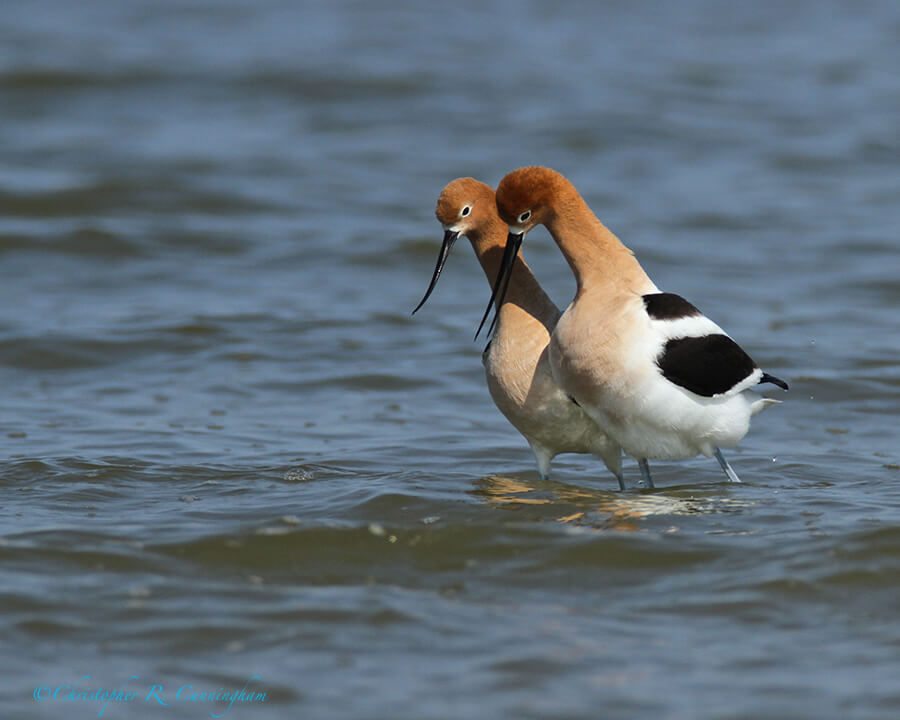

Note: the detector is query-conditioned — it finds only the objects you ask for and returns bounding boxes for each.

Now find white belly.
[484,310,618,466]
[549,298,766,461]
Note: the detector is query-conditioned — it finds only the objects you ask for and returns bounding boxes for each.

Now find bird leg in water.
[638,459,655,489]
[714,448,742,483]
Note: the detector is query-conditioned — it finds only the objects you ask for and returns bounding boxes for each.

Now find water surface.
[1,1,899,718]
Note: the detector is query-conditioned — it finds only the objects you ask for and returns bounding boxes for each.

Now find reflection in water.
[472,475,755,531]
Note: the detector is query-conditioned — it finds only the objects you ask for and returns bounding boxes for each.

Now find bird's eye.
[461,206,471,217]
[518,210,531,223]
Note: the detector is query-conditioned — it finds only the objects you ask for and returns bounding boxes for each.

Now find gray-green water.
[2,1,899,718]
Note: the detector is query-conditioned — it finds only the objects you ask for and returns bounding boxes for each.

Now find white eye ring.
[461,206,471,217]
[518,210,531,223]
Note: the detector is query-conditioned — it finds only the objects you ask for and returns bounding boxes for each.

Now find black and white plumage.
[544,288,789,486]
[492,165,789,487]
[643,293,788,399]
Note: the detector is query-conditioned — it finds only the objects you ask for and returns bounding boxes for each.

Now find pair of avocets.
[414,167,788,490]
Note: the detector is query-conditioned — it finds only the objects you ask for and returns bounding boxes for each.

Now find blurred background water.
[1,1,899,718]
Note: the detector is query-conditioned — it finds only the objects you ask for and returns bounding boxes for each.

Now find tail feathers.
[760,372,789,391]
[751,397,781,417]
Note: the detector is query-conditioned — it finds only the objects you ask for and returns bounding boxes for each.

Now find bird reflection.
[472,474,754,531]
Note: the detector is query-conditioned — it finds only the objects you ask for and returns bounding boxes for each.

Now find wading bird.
[479,166,788,487]
[414,177,626,488]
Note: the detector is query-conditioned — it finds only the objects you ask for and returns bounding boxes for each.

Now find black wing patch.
[657,334,757,397]
[643,293,703,321]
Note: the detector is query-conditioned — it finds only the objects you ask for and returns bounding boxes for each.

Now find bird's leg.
[531,444,552,482]
[714,447,742,483]
[638,459,655,489]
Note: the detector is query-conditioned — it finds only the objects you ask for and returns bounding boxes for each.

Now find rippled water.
[2,1,899,718]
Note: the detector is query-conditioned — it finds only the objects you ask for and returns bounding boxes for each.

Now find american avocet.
[413,177,625,488]
[484,166,788,487]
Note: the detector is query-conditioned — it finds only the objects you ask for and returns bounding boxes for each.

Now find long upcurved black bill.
[411,230,459,315]
[474,232,523,340]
